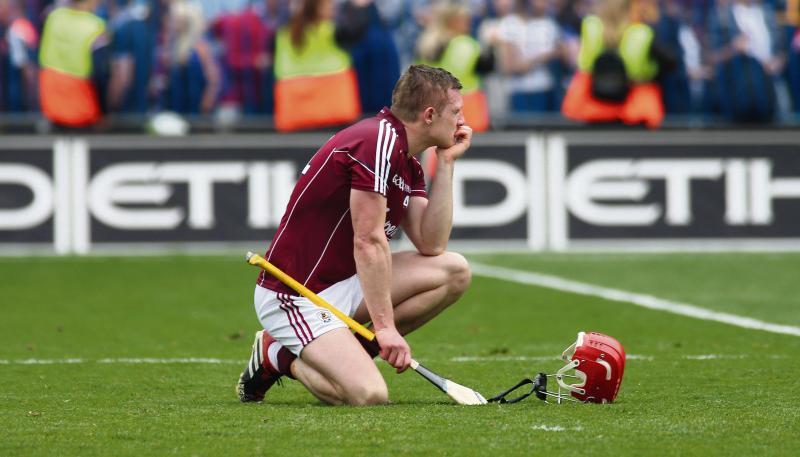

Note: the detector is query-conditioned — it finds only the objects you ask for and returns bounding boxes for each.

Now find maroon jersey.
[258,108,428,295]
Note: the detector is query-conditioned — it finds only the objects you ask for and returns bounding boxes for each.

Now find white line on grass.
[449,354,784,363]
[0,358,243,365]
[470,262,800,337]
[450,354,653,362]
[531,425,583,432]
[10,358,85,365]
[0,354,784,365]
[96,357,242,364]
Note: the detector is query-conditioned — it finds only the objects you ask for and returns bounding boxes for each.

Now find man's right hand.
[435,125,472,163]
[375,327,412,373]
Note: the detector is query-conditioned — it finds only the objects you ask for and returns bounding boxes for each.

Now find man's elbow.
[353,232,387,254]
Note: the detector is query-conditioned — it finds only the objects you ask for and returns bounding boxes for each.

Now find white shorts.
[254,275,364,356]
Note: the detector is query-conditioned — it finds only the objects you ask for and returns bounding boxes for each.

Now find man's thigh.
[299,327,387,402]
[352,250,469,322]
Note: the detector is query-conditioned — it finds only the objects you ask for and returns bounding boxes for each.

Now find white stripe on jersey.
[373,119,398,195]
[381,122,391,195]
[378,122,390,194]
[303,208,351,286]
[347,153,374,175]
[383,129,397,194]
[374,119,386,193]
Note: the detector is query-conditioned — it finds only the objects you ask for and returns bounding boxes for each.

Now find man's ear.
[422,107,436,125]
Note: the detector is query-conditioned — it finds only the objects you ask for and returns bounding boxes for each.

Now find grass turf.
[1,253,799,456]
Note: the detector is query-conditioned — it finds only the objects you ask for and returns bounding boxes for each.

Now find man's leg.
[352,251,472,335]
[244,252,468,404]
[291,328,388,406]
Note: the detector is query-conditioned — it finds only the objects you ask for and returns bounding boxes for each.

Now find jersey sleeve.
[349,120,400,197]
[410,157,428,199]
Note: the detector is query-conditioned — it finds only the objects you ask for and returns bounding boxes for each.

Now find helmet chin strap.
[486,372,583,404]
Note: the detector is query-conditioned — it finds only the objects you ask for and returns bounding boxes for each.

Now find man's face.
[429,89,465,148]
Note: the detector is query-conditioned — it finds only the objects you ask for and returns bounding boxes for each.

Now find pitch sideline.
[0,354,787,365]
[470,262,800,337]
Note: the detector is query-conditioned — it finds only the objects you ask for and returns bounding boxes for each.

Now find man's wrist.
[437,156,457,166]
[435,155,457,170]
[374,324,397,334]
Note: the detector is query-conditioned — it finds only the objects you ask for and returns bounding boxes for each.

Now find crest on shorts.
[317,310,332,323]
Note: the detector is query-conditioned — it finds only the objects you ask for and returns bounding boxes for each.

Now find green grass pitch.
[1,253,799,456]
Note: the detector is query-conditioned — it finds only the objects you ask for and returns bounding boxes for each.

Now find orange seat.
[462,90,489,132]
[39,67,101,128]
[561,71,663,128]
[274,69,361,132]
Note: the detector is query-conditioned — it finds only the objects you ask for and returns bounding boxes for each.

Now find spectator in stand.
[212,2,276,115]
[21,0,46,30]
[676,0,715,39]
[196,0,250,21]
[553,0,586,106]
[787,25,800,114]
[630,0,659,24]
[272,0,369,131]
[348,0,401,114]
[677,6,708,115]
[556,0,591,38]
[416,1,493,131]
[477,0,515,123]
[261,0,289,27]
[0,0,39,112]
[386,0,428,69]
[107,0,154,114]
[162,0,221,115]
[561,0,675,128]
[708,0,786,122]
[655,0,704,115]
[38,0,110,129]
[496,0,563,113]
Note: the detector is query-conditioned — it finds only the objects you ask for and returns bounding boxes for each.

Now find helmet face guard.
[544,331,626,403]
[488,332,626,405]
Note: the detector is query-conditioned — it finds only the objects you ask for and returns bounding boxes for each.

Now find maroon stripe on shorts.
[278,294,307,345]
[284,299,312,344]
[287,297,315,341]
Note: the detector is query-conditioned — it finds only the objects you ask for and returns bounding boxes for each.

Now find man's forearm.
[419,156,455,254]
[353,236,395,331]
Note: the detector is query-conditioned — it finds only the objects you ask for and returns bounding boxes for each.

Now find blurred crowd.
[1,0,799,132]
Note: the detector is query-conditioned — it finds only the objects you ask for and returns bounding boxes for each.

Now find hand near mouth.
[435,125,473,163]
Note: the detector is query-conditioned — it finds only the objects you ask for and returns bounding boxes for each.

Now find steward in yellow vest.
[39,1,106,128]
[418,35,491,132]
[416,3,492,132]
[274,0,369,132]
[562,14,673,128]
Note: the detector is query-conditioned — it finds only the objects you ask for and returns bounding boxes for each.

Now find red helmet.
[551,331,626,403]
[487,332,626,405]
[520,332,625,403]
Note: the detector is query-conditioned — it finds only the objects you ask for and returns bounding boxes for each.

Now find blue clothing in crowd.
[165,49,207,114]
[111,12,154,113]
[351,4,400,114]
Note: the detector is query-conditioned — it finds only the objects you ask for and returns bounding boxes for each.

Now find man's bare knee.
[344,382,389,406]
[444,251,472,295]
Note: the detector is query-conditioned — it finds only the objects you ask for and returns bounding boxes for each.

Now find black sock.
[355,332,381,359]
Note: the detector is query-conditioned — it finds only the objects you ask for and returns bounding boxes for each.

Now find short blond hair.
[391,65,462,123]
